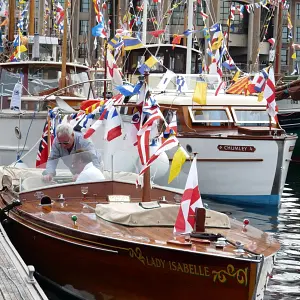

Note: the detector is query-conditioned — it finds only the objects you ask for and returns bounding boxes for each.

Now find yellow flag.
[292,52,297,59]
[211,35,223,51]
[233,70,240,82]
[145,56,158,68]
[257,92,264,102]
[192,81,207,105]
[168,146,188,184]
[16,45,27,53]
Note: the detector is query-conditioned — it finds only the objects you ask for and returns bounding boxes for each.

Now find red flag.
[174,157,203,234]
[149,29,165,37]
[36,121,53,168]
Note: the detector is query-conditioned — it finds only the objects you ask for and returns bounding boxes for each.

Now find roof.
[0,61,90,70]
[131,92,267,106]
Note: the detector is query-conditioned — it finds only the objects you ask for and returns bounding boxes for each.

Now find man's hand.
[42,174,53,182]
[72,174,79,182]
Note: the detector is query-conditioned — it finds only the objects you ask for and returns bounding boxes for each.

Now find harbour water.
[206,162,300,300]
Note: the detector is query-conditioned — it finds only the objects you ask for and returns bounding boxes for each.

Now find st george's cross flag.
[174,157,203,234]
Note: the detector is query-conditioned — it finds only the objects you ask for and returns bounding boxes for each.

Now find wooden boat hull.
[2,216,268,300]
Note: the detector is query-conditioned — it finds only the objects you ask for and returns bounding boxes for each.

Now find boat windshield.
[0,64,91,97]
[13,147,187,194]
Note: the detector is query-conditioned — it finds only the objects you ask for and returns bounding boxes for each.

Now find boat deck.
[0,222,47,300]
[13,195,280,260]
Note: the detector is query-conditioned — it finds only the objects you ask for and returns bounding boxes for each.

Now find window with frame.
[80,0,90,12]
[196,2,207,26]
[282,26,288,43]
[220,1,248,33]
[78,43,87,58]
[281,48,287,66]
[170,2,185,25]
[189,107,232,126]
[79,20,89,35]
[297,27,300,42]
[231,108,275,126]
[297,3,300,19]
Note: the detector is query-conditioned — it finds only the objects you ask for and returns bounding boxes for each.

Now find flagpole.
[226,0,233,51]
[47,107,51,156]
[61,0,69,89]
[8,0,15,42]
[142,72,151,203]
[29,0,35,36]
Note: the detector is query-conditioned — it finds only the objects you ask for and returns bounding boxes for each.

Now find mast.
[61,0,69,89]
[142,0,148,44]
[8,0,16,42]
[142,72,151,202]
[186,0,193,74]
[29,0,35,36]
[274,3,283,82]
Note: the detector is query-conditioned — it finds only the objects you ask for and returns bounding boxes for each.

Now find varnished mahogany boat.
[0,154,279,300]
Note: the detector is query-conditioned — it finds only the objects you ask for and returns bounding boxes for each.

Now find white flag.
[10,83,22,111]
[157,70,175,91]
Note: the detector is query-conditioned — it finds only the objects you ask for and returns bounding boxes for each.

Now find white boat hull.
[95,123,296,206]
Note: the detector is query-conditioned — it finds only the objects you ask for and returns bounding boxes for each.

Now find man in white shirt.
[72,150,105,183]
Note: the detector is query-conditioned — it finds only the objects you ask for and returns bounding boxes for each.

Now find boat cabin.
[0,61,95,111]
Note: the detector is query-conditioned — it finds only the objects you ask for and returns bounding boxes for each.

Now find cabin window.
[188,107,232,126]
[170,53,185,73]
[231,107,276,126]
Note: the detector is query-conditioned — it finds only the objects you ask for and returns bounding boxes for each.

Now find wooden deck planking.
[0,222,47,300]
[16,198,280,258]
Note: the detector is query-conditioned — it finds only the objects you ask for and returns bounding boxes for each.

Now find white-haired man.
[42,123,102,182]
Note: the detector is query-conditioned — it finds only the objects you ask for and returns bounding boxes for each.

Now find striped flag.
[174,157,203,234]
[157,70,175,91]
[139,136,179,175]
[226,76,250,95]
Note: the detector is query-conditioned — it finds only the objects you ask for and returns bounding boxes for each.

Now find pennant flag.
[232,70,240,82]
[168,146,189,183]
[183,29,194,36]
[292,52,297,59]
[123,36,143,50]
[92,22,107,38]
[267,38,275,48]
[139,136,179,175]
[16,45,27,53]
[107,50,123,85]
[226,76,249,95]
[291,63,299,75]
[164,111,178,136]
[108,35,123,49]
[176,76,187,93]
[104,107,122,141]
[174,157,203,234]
[138,56,158,75]
[157,70,175,91]
[172,34,182,49]
[149,29,165,37]
[192,80,207,105]
[115,81,143,97]
[264,67,277,120]
[222,58,236,70]
[36,121,53,168]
